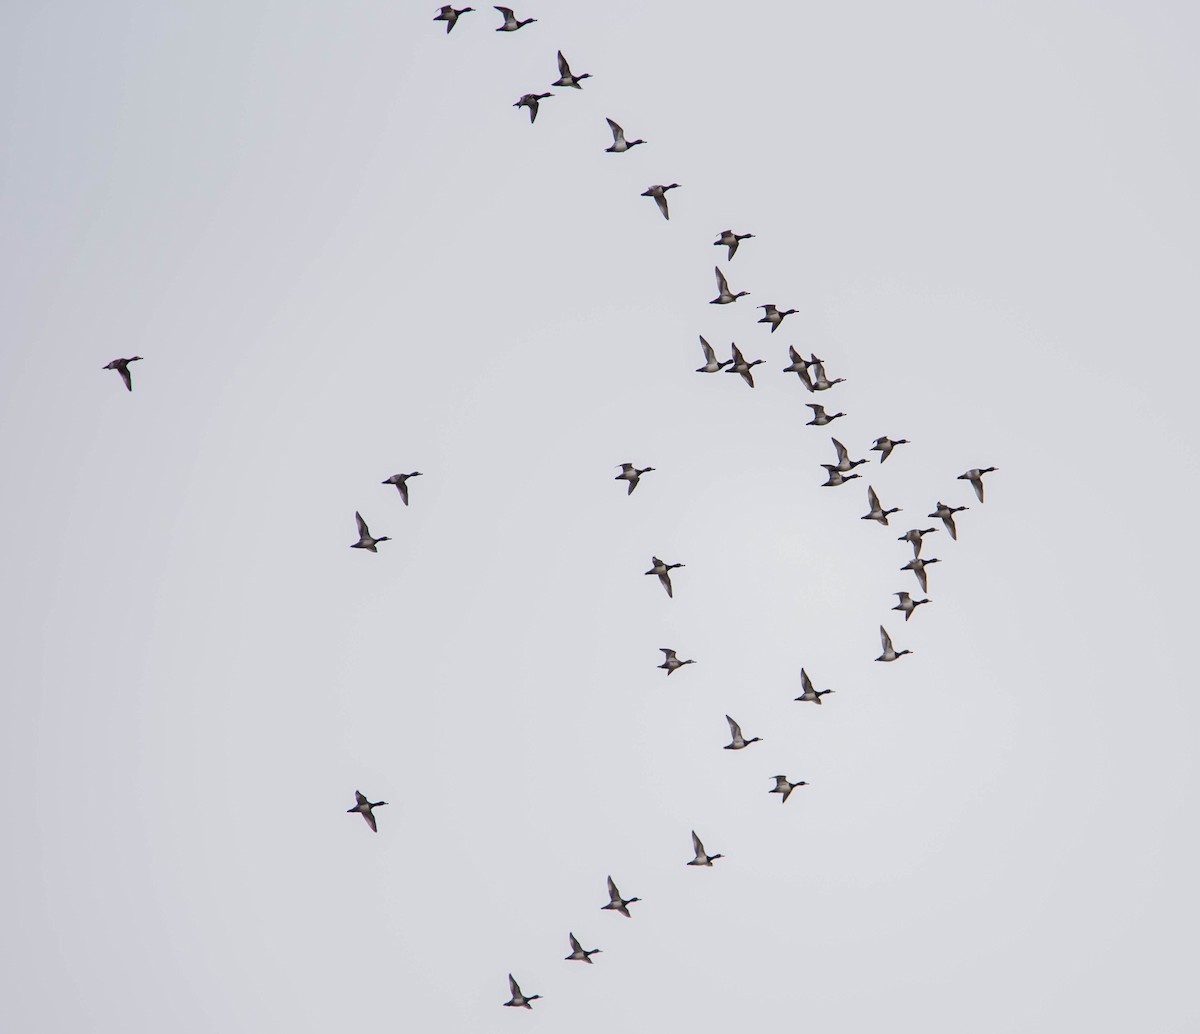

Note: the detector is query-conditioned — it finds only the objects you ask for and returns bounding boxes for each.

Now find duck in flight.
[645,556,684,597]
[688,831,724,866]
[615,462,654,495]
[552,50,590,88]
[351,512,390,552]
[696,335,732,373]
[382,471,422,506]
[494,6,535,30]
[783,346,816,389]
[103,356,143,392]
[770,775,808,803]
[641,183,680,220]
[503,975,542,1009]
[725,343,764,387]
[605,117,646,152]
[807,404,845,427]
[710,266,749,305]
[928,501,968,540]
[821,467,861,487]
[892,591,930,621]
[757,304,798,333]
[602,875,640,917]
[794,668,834,704]
[871,436,910,464]
[658,648,695,675]
[876,625,912,662]
[347,790,387,832]
[565,933,601,963]
[898,527,938,558]
[724,714,762,750]
[514,92,552,122]
[902,556,940,593]
[862,485,902,525]
[714,229,754,260]
[828,437,868,472]
[433,5,474,32]
[958,466,998,503]
[810,360,845,391]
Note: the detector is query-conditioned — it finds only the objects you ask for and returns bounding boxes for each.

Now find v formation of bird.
[100,3,1002,1016]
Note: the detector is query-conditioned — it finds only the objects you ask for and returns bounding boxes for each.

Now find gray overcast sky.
[2,1,1198,1031]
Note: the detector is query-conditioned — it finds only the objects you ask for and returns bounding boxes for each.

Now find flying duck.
[615,462,654,495]
[710,266,749,305]
[433,5,474,32]
[892,591,930,621]
[713,229,755,260]
[688,831,724,867]
[351,512,390,552]
[514,92,552,122]
[565,932,601,963]
[658,648,695,675]
[757,304,798,333]
[958,467,998,502]
[552,50,590,88]
[807,404,845,426]
[494,6,535,30]
[821,467,861,487]
[724,714,762,750]
[871,436,910,464]
[602,875,640,917]
[382,472,422,506]
[347,790,387,832]
[897,527,938,558]
[605,117,645,152]
[645,556,684,598]
[725,343,764,387]
[861,485,902,525]
[503,975,542,1009]
[901,556,940,593]
[783,346,816,389]
[770,775,808,803]
[928,501,968,540]
[810,360,845,391]
[641,183,680,220]
[876,625,912,662]
[696,335,732,373]
[794,668,834,704]
[103,356,143,392]
[829,437,868,472]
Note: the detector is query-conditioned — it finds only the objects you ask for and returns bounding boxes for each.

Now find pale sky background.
[1,1,1198,1031]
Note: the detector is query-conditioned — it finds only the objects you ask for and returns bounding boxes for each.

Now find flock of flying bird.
[101,5,1000,1015]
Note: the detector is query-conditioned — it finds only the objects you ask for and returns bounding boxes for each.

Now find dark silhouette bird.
[641,183,680,220]
[552,50,590,88]
[514,92,552,122]
[605,117,645,152]
[602,876,640,917]
[351,512,390,552]
[713,229,755,260]
[347,790,387,832]
[710,266,749,304]
[103,356,143,392]
[433,5,474,32]
[494,6,535,30]
[503,974,542,1009]
[658,648,695,675]
[382,472,422,506]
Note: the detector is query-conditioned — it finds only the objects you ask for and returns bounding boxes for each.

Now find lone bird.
[696,335,732,373]
[892,591,930,621]
[688,831,724,867]
[958,466,998,502]
[658,648,695,675]
[871,436,910,464]
[928,501,968,540]
[615,462,654,495]
[602,875,640,917]
[565,933,601,963]
[757,304,798,332]
[433,5,474,32]
[862,485,902,525]
[794,668,834,704]
[902,556,940,593]
[351,512,390,552]
[713,229,755,260]
[604,117,645,152]
[876,625,912,662]
[103,356,143,392]
[552,50,590,88]
[710,266,749,305]
[829,438,868,472]
[645,556,684,598]
[769,775,808,803]
[807,404,845,427]
[347,790,387,832]
[641,183,680,220]
[898,527,938,558]
[724,714,762,750]
[513,92,552,122]
[725,343,764,387]
[382,471,422,506]
[494,5,535,30]
[503,975,542,1009]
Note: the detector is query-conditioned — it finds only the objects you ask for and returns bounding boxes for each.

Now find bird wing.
[355,512,369,537]
[880,626,893,652]
[660,648,676,660]
[569,932,582,952]
[739,367,755,388]
[496,6,514,15]
[700,335,717,363]
[557,51,570,77]
[726,714,741,739]
[354,790,368,806]
[607,876,620,901]
[362,809,378,832]
[915,566,928,592]
[654,192,669,220]
[801,668,814,695]
[606,117,625,145]
[659,571,673,597]
[730,343,746,365]
[118,365,133,391]
[832,438,849,464]
[867,486,880,511]
[691,831,704,854]
[509,974,520,996]
[398,481,410,506]
[714,266,729,293]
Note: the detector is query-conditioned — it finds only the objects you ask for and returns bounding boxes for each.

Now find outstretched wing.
[714,266,729,293]
[880,625,893,652]
[832,438,849,464]
[557,50,570,77]
[691,831,704,854]
[606,117,625,145]
[355,512,369,538]
[508,974,520,997]
[800,668,814,695]
[867,486,880,511]
[725,714,741,739]
[700,335,717,362]
[654,192,669,220]
[606,875,620,901]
